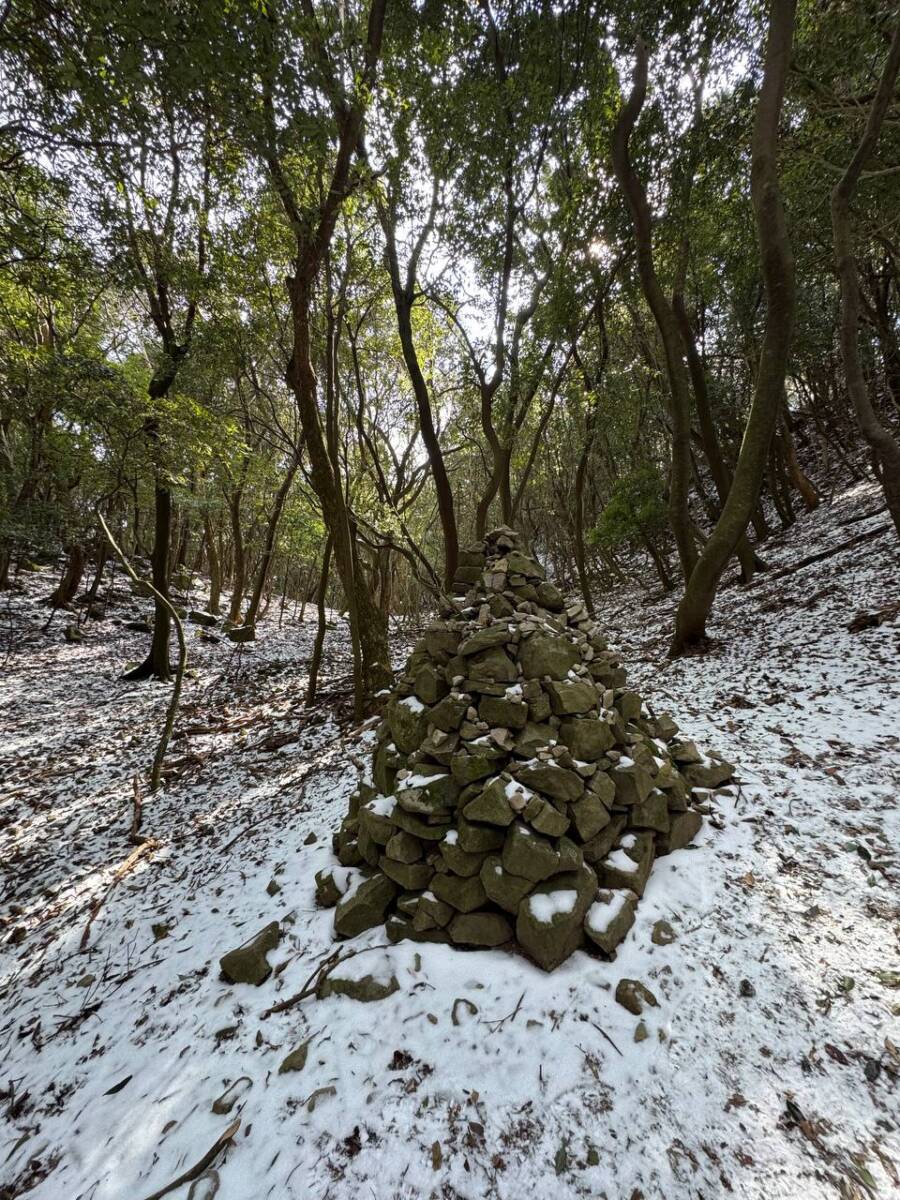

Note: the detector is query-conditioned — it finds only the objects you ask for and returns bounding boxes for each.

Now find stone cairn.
[315,527,734,971]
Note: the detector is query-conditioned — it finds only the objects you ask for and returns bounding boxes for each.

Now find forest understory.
[1,478,897,1200]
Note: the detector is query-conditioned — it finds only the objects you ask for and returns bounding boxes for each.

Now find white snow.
[603,848,639,873]
[398,695,425,713]
[1,480,898,1200]
[586,891,632,934]
[527,890,579,922]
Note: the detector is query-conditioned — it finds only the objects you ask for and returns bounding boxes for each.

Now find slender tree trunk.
[204,516,221,615]
[671,0,797,654]
[673,280,762,580]
[286,274,390,714]
[381,220,459,587]
[780,405,819,511]
[830,20,900,537]
[306,533,333,707]
[85,542,108,603]
[227,490,245,624]
[244,456,298,627]
[612,39,698,583]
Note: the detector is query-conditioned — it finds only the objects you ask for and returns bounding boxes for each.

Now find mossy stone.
[480,855,535,913]
[516,863,597,971]
[450,750,499,786]
[449,911,513,947]
[462,777,516,826]
[630,790,670,833]
[559,717,614,761]
[517,761,584,804]
[440,836,488,877]
[385,830,423,863]
[459,624,512,656]
[656,809,702,854]
[583,888,637,956]
[457,814,506,853]
[334,874,398,938]
[390,806,451,841]
[517,633,580,681]
[431,871,488,912]
[386,697,430,754]
[523,795,569,837]
[546,679,597,715]
[610,762,654,807]
[569,792,611,842]
[414,663,449,705]
[467,646,517,683]
[478,694,528,730]
[379,856,434,891]
[318,972,400,1002]
[219,921,281,986]
[501,822,559,882]
[430,694,469,732]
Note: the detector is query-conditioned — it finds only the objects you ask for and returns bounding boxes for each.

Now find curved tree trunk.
[47,542,86,608]
[830,20,900,538]
[671,0,797,654]
[612,39,697,584]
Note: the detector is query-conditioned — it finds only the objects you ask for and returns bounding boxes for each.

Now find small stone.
[266,879,281,896]
[219,921,281,986]
[317,972,400,1003]
[651,919,676,946]
[634,1021,649,1043]
[279,1039,311,1073]
[739,978,756,998]
[615,978,658,1015]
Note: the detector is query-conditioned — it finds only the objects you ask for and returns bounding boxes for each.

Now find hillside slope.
[1,481,897,1200]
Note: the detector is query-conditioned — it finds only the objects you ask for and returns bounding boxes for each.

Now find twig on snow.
[79,837,160,951]
[137,1118,240,1200]
[97,511,187,793]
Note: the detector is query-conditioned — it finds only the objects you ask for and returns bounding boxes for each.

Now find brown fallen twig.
[79,838,160,951]
[260,946,379,1018]
[137,1118,240,1200]
[765,523,892,582]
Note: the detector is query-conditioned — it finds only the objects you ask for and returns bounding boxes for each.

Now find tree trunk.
[306,533,333,706]
[227,489,246,624]
[830,20,900,538]
[244,456,298,627]
[204,516,222,615]
[612,39,698,583]
[673,280,762,581]
[671,0,797,654]
[47,543,86,608]
[381,217,459,587]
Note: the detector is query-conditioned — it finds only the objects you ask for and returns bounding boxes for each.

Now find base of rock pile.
[317,527,734,971]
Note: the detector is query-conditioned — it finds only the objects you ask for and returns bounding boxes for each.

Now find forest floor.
[1,479,898,1200]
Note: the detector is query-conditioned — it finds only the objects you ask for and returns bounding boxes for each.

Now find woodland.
[1,1,899,1198]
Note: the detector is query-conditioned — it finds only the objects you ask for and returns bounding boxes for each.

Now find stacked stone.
[316,527,734,971]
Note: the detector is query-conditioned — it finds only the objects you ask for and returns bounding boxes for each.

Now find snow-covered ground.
[1,481,898,1200]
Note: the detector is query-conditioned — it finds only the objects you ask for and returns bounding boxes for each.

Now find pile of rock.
[316,528,734,971]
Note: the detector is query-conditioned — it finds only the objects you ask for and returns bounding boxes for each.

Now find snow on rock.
[527,889,579,923]
[586,890,633,935]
